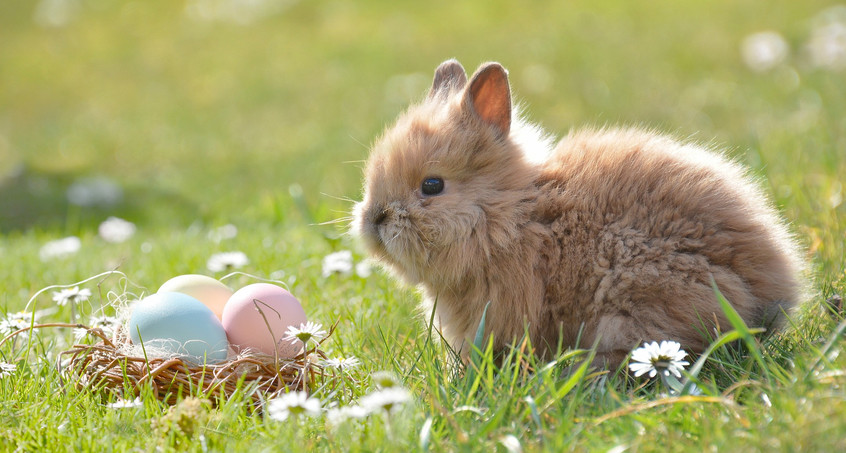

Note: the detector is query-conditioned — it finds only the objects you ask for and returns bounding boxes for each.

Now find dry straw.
[4,271,340,405]
[1,322,337,406]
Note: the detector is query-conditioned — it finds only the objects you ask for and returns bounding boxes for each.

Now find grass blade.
[711,278,770,381]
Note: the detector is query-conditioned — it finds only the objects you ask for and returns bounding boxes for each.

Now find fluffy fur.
[353,59,804,366]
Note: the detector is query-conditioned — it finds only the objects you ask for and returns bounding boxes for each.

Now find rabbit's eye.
[421,177,445,196]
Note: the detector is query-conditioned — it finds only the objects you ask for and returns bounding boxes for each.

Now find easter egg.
[157,274,233,319]
[221,283,307,358]
[129,292,229,364]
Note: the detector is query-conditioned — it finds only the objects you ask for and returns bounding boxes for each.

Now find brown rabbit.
[352,59,804,367]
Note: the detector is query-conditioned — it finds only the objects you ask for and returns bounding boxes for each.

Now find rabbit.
[352,59,804,367]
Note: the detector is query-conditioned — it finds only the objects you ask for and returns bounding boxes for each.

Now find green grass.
[2,0,845,451]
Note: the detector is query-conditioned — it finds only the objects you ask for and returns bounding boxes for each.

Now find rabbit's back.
[531,127,803,362]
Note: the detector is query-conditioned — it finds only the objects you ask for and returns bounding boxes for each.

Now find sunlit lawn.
[1,0,845,451]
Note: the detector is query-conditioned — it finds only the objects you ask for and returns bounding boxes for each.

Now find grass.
[1,0,845,451]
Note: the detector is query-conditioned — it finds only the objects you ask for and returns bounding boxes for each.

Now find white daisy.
[355,261,373,278]
[322,356,361,373]
[267,391,321,421]
[360,387,412,414]
[52,286,92,307]
[74,315,119,341]
[39,236,81,261]
[90,314,118,330]
[206,251,249,272]
[371,371,400,389]
[282,321,327,346]
[0,311,35,335]
[326,405,370,426]
[98,217,136,243]
[741,31,789,72]
[322,250,353,277]
[208,224,238,243]
[628,340,690,379]
[106,397,143,409]
[807,5,846,70]
[0,362,16,379]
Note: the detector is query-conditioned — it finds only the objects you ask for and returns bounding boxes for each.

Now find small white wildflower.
[326,405,370,426]
[52,286,92,307]
[282,321,327,346]
[98,217,136,243]
[355,260,373,278]
[0,362,16,379]
[89,315,118,335]
[322,356,361,373]
[73,327,89,342]
[741,31,789,72]
[498,435,522,453]
[322,250,353,277]
[106,397,143,409]
[360,387,412,414]
[267,391,321,421]
[206,251,249,272]
[371,370,400,389]
[0,311,35,335]
[39,236,81,261]
[628,340,690,379]
[807,6,846,70]
[208,224,238,243]
[74,315,118,341]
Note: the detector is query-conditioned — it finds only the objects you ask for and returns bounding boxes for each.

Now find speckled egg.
[129,292,229,364]
[158,274,233,319]
[221,283,306,358]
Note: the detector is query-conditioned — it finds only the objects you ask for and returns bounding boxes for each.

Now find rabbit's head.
[353,60,540,288]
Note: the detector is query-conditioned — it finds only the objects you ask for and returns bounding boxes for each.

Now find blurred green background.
[0,0,844,274]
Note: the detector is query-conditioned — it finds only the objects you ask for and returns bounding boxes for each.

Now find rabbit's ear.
[429,59,467,100]
[465,62,511,138]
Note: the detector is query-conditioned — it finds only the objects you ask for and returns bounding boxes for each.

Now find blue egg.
[129,292,229,365]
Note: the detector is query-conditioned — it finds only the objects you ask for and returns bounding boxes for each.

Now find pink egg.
[221,283,307,358]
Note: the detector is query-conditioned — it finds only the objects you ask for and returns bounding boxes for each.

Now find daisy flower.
[282,321,327,346]
[360,387,412,414]
[206,251,249,272]
[741,31,789,72]
[39,236,81,261]
[628,340,690,379]
[355,261,373,278]
[267,391,321,421]
[371,371,400,389]
[106,397,143,409]
[322,250,353,277]
[807,6,846,70]
[0,311,35,335]
[208,224,238,243]
[89,315,119,333]
[74,315,119,341]
[98,217,136,243]
[326,405,370,426]
[0,362,16,379]
[52,286,92,307]
[322,355,361,373]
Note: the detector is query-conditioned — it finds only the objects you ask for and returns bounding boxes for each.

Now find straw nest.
[1,322,336,405]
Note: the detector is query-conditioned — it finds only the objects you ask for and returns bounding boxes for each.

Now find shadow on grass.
[0,164,202,234]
